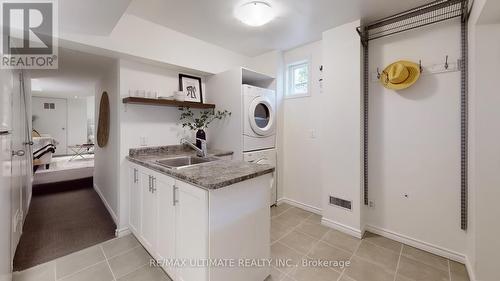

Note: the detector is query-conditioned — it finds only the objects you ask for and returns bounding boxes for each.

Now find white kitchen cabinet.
[128,161,271,281]
[175,180,208,281]
[140,170,157,253]
[156,173,177,278]
[128,165,141,235]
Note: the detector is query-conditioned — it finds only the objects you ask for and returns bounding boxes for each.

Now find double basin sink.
[156,156,219,169]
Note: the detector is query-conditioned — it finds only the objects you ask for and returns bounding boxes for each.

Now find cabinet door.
[175,181,208,281]
[129,166,141,235]
[156,174,176,279]
[141,171,157,253]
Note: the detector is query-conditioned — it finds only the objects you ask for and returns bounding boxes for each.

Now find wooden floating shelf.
[122,97,216,109]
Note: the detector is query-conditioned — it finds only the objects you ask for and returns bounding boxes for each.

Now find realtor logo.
[1,0,58,69]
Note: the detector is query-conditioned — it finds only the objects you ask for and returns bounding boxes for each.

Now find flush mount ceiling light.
[234,1,275,27]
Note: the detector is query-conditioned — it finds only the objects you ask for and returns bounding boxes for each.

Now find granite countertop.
[126,145,275,190]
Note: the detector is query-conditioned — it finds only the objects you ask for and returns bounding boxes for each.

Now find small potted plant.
[179,107,231,149]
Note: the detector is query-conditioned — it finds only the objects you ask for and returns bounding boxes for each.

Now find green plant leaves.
[178,107,231,130]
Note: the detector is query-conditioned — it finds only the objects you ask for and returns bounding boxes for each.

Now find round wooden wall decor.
[97,92,110,148]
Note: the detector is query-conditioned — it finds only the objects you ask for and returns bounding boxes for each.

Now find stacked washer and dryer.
[207,68,277,205]
[242,84,277,205]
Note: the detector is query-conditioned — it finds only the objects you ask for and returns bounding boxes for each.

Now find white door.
[140,172,157,253]
[129,166,141,235]
[10,71,31,256]
[0,69,12,280]
[175,181,208,281]
[32,97,67,155]
[156,174,176,279]
[0,133,12,281]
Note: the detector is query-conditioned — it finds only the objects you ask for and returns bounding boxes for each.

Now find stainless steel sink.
[156,156,218,169]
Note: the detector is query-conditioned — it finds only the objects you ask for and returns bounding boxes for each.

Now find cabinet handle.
[151,177,157,193]
[148,176,152,192]
[173,185,179,206]
[133,169,138,183]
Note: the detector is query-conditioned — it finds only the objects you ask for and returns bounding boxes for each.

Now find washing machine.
[244,148,277,206]
[243,84,276,152]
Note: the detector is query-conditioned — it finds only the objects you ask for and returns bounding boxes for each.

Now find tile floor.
[13,235,170,281]
[14,203,470,281]
[267,203,470,281]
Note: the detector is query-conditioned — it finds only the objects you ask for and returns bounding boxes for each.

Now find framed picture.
[179,74,203,103]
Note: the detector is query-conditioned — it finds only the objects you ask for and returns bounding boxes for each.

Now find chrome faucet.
[181,137,207,158]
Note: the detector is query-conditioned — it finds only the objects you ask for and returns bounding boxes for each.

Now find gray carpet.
[13,177,116,271]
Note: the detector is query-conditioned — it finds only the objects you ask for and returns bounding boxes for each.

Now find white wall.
[94,60,120,224]
[472,22,500,281]
[117,59,205,230]
[67,98,88,146]
[365,20,467,256]
[320,20,363,236]
[33,96,90,152]
[61,14,249,75]
[281,41,323,211]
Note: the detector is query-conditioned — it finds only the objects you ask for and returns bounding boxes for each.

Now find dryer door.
[248,96,275,136]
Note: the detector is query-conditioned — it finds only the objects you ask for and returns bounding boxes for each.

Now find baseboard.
[93,183,118,225]
[115,227,131,238]
[464,255,476,281]
[277,197,322,215]
[321,217,363,239]
[364,224,467,264]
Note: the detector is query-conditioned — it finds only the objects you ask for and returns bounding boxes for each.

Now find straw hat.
[380,60,421,90]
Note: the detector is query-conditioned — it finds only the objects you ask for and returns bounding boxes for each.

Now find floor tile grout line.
[361,237,402,254]
[448,259,452,281]
[106,244,142,260]
[272,213,315,279]
[281,221,340,280]
[57,260,107,281]
[399,245,451,273]
[113,261,149,281]
[101,245,117,281]
[273,213,313,244]
[336,235,362,281]
[392,244,404,281]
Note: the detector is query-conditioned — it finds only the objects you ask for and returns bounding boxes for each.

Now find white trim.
[464,255,476,281]
[321,217,363,239]
[364,224,467,264]
[115,227,131,238]
[277,197,322,215]
[93,183,118,225]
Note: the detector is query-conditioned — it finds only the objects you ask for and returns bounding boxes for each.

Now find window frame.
[285,59,311,99]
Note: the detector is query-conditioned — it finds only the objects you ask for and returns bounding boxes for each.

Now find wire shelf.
[357,0,468,43]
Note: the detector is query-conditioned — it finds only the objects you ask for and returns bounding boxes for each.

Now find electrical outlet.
[369,201,375,208]
[140,137,147,146]
[310,130,317,139]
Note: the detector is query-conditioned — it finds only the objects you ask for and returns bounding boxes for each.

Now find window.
[286,60,310,98]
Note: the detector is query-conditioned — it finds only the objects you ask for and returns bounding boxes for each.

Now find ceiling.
[478,0,500,24]
[126,0,436,56]
[30,48,115,99]
[59,0,132,35]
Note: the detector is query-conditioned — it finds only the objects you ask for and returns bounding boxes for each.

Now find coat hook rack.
[376,67,381,79]
[445,55,449,70]
[419,60,423,73]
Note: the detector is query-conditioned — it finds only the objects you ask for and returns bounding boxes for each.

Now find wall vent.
[43,103,55,110]
[329,196,352,211]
